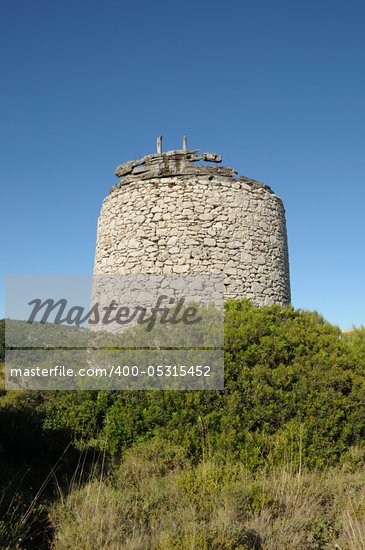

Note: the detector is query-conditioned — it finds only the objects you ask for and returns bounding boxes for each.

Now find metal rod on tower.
[157,135,162,154]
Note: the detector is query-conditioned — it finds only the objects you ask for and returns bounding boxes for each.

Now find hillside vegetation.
[1,302,365,549]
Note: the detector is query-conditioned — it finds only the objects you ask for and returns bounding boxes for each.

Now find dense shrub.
[31,301,365,468]
[2,303,365,548]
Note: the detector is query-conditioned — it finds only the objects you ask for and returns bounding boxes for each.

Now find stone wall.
[94,149,291,307]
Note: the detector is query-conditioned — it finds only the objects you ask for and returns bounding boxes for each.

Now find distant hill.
[0,319,4,363]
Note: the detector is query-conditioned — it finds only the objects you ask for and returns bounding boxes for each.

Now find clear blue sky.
[1,0,364,329]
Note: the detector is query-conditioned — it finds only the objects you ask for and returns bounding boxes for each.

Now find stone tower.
[94,137,290,307]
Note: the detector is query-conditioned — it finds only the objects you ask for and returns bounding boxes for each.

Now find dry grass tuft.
[50,439,365,550]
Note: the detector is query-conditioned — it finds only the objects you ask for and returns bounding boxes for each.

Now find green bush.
[22,300,365,469]
[3,303,365,547]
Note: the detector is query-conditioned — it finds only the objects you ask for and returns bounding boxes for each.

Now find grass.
[50,438,365,550]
